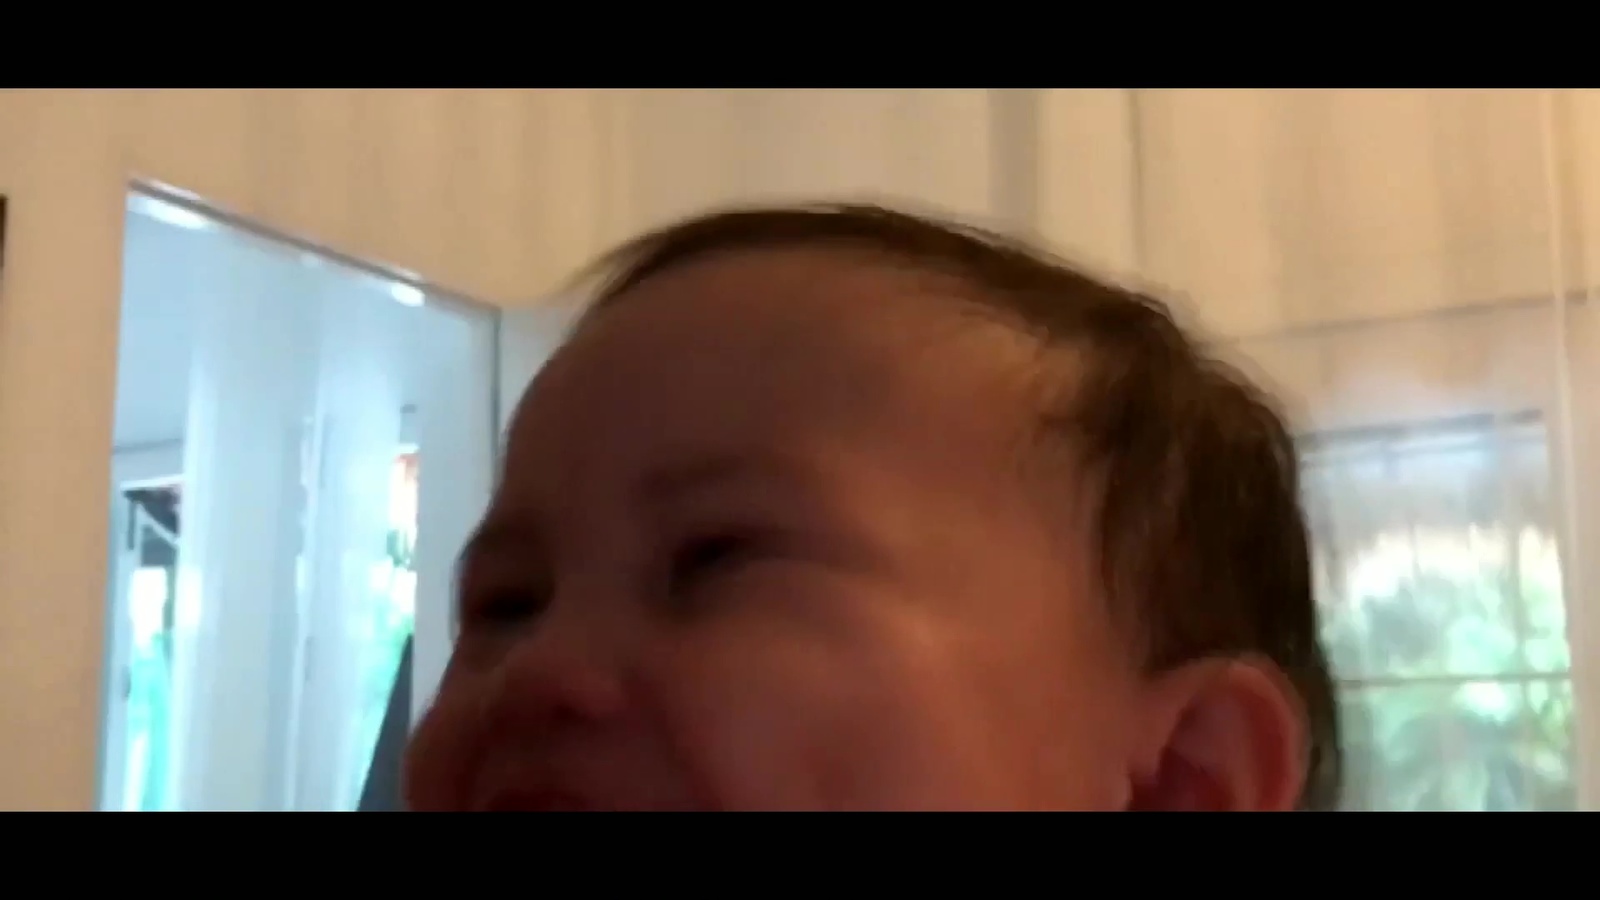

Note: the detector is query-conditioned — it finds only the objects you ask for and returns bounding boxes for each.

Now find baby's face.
[403,250,1149,810]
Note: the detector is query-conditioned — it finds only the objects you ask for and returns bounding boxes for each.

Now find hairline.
[582,236,1139,608]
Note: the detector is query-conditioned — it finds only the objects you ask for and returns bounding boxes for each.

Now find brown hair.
[578,204,1342,811]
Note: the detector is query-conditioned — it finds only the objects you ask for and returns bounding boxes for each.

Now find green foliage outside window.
[1318,528,1573,810]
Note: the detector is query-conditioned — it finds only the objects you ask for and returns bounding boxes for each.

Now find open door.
[102,191,501,811]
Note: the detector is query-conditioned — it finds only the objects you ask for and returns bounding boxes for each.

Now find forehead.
[504,249,1046,492]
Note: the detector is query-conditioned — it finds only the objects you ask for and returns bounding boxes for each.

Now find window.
[1302,413,1576,810]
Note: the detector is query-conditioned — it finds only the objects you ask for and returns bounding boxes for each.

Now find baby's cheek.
[653,605,1012,810]
[647,638,838,810]
[402,669,491,811]
[814,629,1040,809]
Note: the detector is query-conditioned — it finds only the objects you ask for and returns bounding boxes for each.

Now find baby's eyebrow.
[636,451,812,506]
[457,518,532,568]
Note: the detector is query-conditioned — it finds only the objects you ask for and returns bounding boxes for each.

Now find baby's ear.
[1127,657,1306,812]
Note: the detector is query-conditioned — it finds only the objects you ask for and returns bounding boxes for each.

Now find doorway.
[100,190,497,811]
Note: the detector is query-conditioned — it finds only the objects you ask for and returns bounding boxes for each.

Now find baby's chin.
[468,784,713,812]
[408,769,719,812]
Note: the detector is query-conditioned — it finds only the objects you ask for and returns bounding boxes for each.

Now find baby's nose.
[490,595,634,732]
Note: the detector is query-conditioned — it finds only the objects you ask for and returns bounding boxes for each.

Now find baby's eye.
[461,586,548,629]
[669,533,762,594]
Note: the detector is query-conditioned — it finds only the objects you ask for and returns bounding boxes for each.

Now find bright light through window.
[129,568,169,648]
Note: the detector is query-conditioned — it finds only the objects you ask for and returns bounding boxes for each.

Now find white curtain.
[1135,89,1598,810]
[292,268,404,811]
[169,227,316,811]
[165,223,408,811]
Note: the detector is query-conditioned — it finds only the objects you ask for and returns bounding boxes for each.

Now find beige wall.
[1,88,1592,809]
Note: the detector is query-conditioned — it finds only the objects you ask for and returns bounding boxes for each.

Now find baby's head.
[405,205,1341,811]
